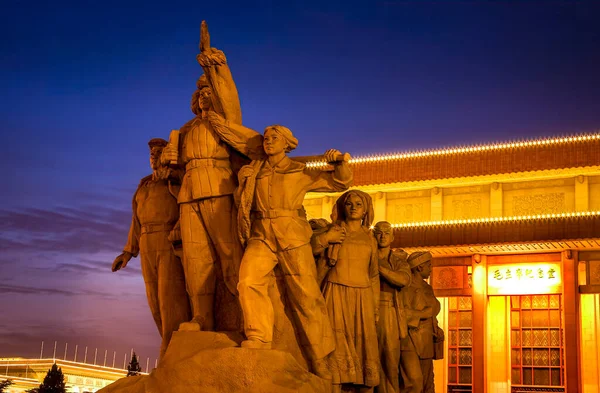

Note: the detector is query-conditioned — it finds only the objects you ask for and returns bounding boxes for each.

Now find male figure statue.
[373,221,412,393]
[234,124,352,379]
[112,138,191,361]
[161,22,262,331]
[400,251,442,393]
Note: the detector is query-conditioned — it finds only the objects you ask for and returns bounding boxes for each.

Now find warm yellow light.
[487,263,562,295]
[305,131,600,167]
[389,210,600,228]
[472,264,487,295]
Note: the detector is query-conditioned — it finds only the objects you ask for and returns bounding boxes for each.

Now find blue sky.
[1,0,599,365]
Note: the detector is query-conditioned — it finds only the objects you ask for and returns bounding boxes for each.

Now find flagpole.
[52,341,57,361]
[39,341,44,359]
[74,344,78,362]
[64,343,68,360]
[103,349,107,367]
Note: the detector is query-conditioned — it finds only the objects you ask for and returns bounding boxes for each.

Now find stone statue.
[111,138,191,361]
[160,21,262,332]
[231,124,352,379]
[400,251,443,393]
[373,221,411,393]
[312,190,380,393]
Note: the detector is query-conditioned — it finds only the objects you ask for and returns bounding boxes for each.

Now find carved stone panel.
[590,183,600,211]
[432,266,464,290]
[443,193,489,220]
[386,197,430,223]
[589,261,600,285]
[511,193,565,216]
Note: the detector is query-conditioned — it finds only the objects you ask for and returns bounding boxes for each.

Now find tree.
[0,380,13,393]
[127,352,141,377]
[27,363,66,393]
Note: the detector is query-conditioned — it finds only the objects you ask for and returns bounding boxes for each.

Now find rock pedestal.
[98,331,331,393]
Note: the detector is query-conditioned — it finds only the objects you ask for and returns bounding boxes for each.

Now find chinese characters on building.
[487,263,562,295]
[492,267,557,281]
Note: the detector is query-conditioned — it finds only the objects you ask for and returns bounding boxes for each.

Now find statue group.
[110,22,444,393]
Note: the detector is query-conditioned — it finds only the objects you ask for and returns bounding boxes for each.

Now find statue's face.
[198,86,213,111]
[374,225,394,248]
[150,146,162,170]
[344,193,365,221]
[419,261,432,279]
[263,129,288,156]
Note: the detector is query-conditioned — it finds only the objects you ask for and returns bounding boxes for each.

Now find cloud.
[0,283,116,299]
[0,203,131,254]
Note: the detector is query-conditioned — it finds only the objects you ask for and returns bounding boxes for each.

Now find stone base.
[98,331,331,393]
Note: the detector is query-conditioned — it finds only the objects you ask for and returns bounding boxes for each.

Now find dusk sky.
[1,0,600,367]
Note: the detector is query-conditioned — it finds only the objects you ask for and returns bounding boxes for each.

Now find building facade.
[0,358,145,393]
[304,133,600,393]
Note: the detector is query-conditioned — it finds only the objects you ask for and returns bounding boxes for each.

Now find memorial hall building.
[304,132,600,393]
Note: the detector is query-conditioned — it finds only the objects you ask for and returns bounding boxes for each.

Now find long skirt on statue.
[323,282,380,387]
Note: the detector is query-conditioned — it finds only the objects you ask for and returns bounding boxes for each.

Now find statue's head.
[331,190,374,227]
[263,125,298,155]
[190,75,212,115]
[408,251,433,279]
[148,138,168,170]
[373,221,394,249]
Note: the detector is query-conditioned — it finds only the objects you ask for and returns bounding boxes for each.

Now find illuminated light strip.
[387,211,600,229]
[0,360,138,376]
[305,132,600,168]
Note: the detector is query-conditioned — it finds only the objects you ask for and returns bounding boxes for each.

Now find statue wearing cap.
[400,251,443,393]
[111,138,191,362]
[372,221,412,393]
[229,123,352,379]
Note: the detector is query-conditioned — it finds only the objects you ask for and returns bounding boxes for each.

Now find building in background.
[0,357,148,393]
[304,132,600,393]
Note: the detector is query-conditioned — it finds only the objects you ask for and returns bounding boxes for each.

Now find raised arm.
[207,112,265,160]
[306,149,353,192]
[197,21,242,124]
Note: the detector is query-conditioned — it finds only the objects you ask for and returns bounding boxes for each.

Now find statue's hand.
[160,143,178,165]
[238,165,255,179]
[324,149,344,163]
[196,49,227,67]
[112,252,133,272]
[326,225,346,244]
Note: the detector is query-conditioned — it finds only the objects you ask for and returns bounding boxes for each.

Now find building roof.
[391,211,600,249]
[306,132,600,186]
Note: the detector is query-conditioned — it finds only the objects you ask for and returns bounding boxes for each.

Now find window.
[510,295,565,391]
[447,296,473,392]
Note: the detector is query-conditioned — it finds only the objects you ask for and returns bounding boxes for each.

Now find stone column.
[575,175,589,212]
[490,182,503,217]
[431,187,443,221]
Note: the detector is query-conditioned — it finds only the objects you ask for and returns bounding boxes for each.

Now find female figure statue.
[312,190,380,392]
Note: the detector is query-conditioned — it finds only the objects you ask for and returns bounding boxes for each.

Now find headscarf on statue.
[326,189,375,264]
[235,125,299,247]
